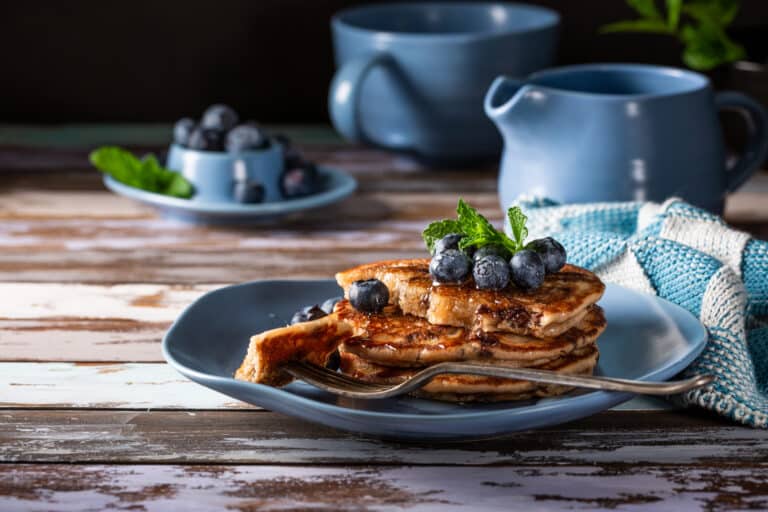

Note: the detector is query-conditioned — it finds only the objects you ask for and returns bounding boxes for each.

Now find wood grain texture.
[0,409,757,466]
[2,463,767,511]
[0,363,252,409]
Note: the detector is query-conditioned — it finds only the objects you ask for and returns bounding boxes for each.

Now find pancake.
[339,345,600,402]
[335,259,605,337]
[336,300,605,367]
[235,313,352,386]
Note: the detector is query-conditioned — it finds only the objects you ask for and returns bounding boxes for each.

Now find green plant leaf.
[89,146,194,199]
[680,21,745,70]
[600,19,672,34]
[683,0,740,25]
[666,0,683,28]
[627,0,662,19]
[422,219,463,253]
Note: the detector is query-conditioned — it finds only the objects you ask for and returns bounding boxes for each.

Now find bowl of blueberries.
[98,104,357,223]
[171,104,334,205]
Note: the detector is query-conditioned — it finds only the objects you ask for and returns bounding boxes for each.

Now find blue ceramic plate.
[103,166,356,223]
[163,280,707,440]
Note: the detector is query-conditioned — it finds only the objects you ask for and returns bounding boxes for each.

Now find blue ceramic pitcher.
[486,64,768,213]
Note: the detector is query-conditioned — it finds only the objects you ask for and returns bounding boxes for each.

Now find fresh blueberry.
[226,124,270,152]
[201,104,239,131]
[429,249,472,284]
[290,304,327,324]
[281,159,319,198]
[526,237,567,274]
[510,250,546,290]
[173,118,196,147]
[473,255,511,290]
[233,181,265,204]
[472,244,510,263]
[320,296,343,314]
[325,350,341,371]
[349,279,389,313]
[433,233,463,254]
[187,127,225,151]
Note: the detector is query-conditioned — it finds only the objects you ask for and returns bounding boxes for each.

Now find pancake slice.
[340,345,600,402]
[335,259,605,337]
[235,313,353,386]
[337,300,605,367]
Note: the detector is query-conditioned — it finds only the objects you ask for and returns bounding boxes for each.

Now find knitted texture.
[514,197,768,428]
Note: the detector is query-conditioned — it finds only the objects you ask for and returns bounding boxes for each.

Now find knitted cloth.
[513,198,768,428]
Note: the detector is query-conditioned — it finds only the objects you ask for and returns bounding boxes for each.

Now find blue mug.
[486,64,768,213]
[328,2,559,164]
[167,144,284,203]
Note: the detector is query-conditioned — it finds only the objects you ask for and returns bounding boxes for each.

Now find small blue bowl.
[166,143,284,203]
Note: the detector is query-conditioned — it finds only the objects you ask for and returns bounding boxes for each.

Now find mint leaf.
[90,146,194,199]
[455,199,518,254]
[422,219,463,253]
[601,19,672,33]
[507,206,528,250]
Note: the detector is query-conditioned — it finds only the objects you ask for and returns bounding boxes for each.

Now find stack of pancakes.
[334,259,607,402]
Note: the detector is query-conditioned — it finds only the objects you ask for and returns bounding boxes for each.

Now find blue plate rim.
[162,279,708,422]
[102,166,357,216]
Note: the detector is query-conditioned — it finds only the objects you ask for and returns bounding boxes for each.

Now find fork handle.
[419,363,713,396]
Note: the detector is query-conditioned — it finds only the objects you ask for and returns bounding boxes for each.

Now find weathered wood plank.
[2,463,767,511]
[0,409,760,466]
[0,363,252,409]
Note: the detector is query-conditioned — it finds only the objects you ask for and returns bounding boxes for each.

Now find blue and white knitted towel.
[514,197,768,428]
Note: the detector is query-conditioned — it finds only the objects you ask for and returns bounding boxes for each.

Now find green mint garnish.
[422,198,528,254]
[90,146,194,199]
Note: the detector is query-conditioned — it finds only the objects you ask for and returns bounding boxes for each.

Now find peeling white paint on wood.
[0,282,218,321]
[0,363,251,409]
[3,464,766,511]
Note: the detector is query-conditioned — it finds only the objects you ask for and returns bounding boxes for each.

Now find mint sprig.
[90,146,194,199]
[422,199,529,255]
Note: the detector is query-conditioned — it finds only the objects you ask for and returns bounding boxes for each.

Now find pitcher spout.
[484,76,530,122]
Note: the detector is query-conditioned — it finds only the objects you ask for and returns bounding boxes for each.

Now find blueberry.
[320,296,343,314]
[290,304,327,324]
[510,250,546,290]
[173,118,196,147]
[325,350,341,371]
[233,181,265,204]
[187,127,225,151]
[472,244,510,263]
[433,233,463,254]
[281,160,319,198]
[201,104,239,131]
[473,255,511,290]
[226,124,270,152]
[526,237,567,274]
[429,249,471,284]
[349,279,389,313]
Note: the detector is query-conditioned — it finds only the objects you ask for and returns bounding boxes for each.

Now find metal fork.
[282,360,713,399]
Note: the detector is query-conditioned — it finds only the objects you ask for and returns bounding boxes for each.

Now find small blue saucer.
[103,166,357,223]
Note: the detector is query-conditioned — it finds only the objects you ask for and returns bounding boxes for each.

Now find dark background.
[1,0,766,123]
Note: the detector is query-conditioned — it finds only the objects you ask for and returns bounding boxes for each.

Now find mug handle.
[715,91,768,192]
[328,53,393,144]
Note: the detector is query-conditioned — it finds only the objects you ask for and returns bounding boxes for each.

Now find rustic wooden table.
[1,125,768,511]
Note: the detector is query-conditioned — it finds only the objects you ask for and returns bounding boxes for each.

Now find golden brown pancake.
[235,314,352,386]
[336,300,605,367]
[339,345,600,402]
[335,259,605,337]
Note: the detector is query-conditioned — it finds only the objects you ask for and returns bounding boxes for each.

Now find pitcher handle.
[328,53,394,144]
[715,91,768,192]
